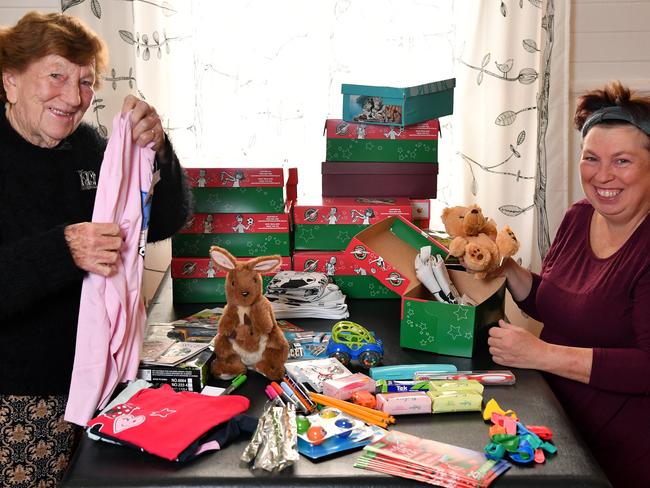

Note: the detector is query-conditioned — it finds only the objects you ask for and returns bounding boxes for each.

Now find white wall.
[569,0,650,203]
[0,1,58,23]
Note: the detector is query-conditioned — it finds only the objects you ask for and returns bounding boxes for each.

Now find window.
[170,0,457,215]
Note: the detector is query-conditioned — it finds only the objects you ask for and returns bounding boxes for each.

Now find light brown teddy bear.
[441,205,519,279]
[441,205,497,240]
[209,246,289,381]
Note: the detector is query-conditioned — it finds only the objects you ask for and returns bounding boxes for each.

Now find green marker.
[222,373,247,395]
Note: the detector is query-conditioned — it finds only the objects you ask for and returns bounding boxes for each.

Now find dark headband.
[581,105,650,138]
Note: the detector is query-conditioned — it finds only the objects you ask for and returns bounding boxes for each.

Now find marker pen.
[270,382,299,410]
[280,381,309,413]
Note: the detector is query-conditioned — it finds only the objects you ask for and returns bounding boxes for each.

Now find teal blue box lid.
[341,78,455,126]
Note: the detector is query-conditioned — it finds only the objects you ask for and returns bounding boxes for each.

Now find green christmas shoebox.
[342,78,455,127]
[293,251,398,299]
[171,256,292,304]
[345,216,506,358]
[172,212,290,257]
[185,167,286,213]
[293,197,412,251]
[325,119,439,163]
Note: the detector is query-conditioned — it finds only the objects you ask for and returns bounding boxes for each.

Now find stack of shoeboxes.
[293,79,456,299]
[293,79,455,298]
[172,167,292,303]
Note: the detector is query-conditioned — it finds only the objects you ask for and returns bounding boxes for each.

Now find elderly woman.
[0,11,191,487]
[487,81,650,487]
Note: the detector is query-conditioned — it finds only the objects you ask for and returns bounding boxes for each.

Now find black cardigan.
[0,108,192,395]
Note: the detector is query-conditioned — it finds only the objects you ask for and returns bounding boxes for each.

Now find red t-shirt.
[87,384,250,461]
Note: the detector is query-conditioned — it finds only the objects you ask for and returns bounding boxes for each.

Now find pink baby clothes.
[65,112,153,426]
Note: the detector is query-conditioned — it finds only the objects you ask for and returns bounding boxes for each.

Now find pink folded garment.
[65,112,154,426]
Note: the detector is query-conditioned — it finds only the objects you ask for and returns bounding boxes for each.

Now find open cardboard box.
[345,216,506,357]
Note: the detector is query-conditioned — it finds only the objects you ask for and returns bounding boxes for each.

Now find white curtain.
[61,0,184,303]
[454,0,570,271]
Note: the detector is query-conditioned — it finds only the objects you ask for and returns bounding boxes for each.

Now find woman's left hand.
[488,319,548,369]
[122,95,166,157]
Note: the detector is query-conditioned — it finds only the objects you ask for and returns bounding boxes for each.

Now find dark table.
[63,275,611,487]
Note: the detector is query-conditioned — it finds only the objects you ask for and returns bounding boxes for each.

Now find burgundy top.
[518,200,650,487]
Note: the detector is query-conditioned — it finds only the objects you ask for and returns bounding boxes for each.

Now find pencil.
[310,392,394,421]
[310,392,395,427]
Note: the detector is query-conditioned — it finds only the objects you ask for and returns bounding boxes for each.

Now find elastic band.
[581,106,650,138]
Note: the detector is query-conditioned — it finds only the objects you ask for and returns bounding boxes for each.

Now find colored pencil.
[309,392,395,428]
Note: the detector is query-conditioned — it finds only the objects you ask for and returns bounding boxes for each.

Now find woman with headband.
[486,81,650,487]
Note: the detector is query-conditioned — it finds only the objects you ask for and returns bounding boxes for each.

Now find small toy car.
[325,321,383,368]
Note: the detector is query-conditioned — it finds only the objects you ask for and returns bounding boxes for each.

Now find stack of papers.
[355,430,510,487]
[140,341,210,367]
[265,271,349,319]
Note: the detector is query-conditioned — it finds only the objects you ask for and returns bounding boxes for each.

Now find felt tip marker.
[280,381,309,413]
[264,385,285,407]
[284,373,317,410]
[222,373,247,395]
[270,382,299,410]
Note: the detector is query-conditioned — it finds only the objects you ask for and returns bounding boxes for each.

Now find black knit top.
[0,107,192,395]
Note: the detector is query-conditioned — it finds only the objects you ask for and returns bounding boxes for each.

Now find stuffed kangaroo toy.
[209,246,288,381]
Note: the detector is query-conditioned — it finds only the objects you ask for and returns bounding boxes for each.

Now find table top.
[62,275,611,488]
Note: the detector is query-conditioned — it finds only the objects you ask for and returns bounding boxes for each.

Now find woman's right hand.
[64,222,123,276]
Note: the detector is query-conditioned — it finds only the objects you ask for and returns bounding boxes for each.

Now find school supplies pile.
[265,271,349,319]
[355,429,510,487]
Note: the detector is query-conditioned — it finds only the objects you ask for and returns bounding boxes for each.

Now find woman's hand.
[64,222,122,276]
[488,319,548,369]
[121,95,167,158]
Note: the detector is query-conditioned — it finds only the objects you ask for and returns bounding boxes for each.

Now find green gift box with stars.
[346,216,506,358]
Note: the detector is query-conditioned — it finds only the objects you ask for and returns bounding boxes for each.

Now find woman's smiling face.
[3,54,95,148]
[580,124,650,225]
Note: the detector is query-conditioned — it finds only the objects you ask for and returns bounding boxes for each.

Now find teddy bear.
[441,205,497,240]
[208,246,288,381]
[441,205,520,279]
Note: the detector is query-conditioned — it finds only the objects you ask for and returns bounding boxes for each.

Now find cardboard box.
[293,251,398,299]
[137,349,214,392]
[341,78,455,127]
[185,168,285,213]
[322,161,438,198]
[345,216,506,358]
[171,256,292,303]
[325,119,439,163]
[293,197,412,251]
[172,212,290,257]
